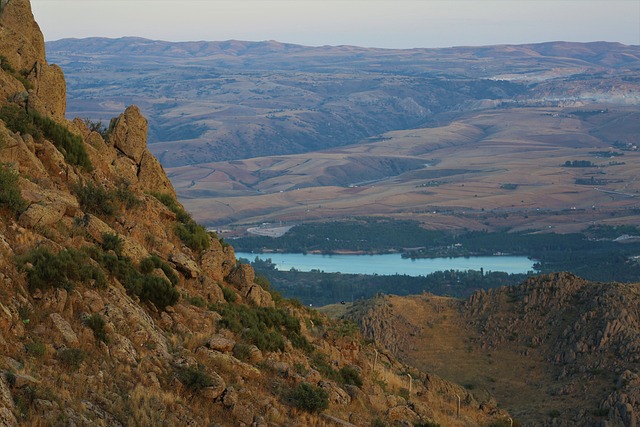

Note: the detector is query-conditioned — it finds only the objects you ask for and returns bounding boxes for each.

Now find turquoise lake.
[235,252,536,276]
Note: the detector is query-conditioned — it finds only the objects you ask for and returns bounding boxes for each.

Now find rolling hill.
[46,38,640,231]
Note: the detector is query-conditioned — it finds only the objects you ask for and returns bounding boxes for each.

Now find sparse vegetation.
[84,313,108,343]
[74,180,116,217]
[0,163,28,215]
[218,303,311,352]
[0,55,33,90]
[177,365,213,391]
[18,247,106,292]
[83,118,110,140]
[57,348,86,371]
[150,192,210,252]
[289,383,328,413]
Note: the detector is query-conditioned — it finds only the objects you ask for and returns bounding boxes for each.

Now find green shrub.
[177,365,213,391]
[139,254,179,286]
[232,343,253,361]
[25,341,46,357]
[183,293,206,308]
[150,192,210,252]
[0,105,40,138]
[175,222,210,252]
[74,180,116,217]
[218,303,311,352]
[84,313,108,343]
[139,276,179,311]
[19,247,104,292]
[0,55,33,90]
[0,105,92,169]
[85,247,178,311]
[101,233,123,256]
[339,365,363,387]
[290,383,328,413]
[0,163,28,215]
[57,348,86,371]
[31,112,92,170]
[115,184,141,210]
[310,352,341,383]
[220,285,237,303]
[83,118,109,141]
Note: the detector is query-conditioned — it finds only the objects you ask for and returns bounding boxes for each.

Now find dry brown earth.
[345,273,640,426]
[172,106,640,233]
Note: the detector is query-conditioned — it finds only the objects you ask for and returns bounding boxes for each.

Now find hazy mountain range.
[46,38,640,167]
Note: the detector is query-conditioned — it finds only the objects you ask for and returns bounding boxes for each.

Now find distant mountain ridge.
[48,37,638,69]
[46,38,640,167]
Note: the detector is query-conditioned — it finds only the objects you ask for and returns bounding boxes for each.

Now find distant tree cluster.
[563,160,594,168]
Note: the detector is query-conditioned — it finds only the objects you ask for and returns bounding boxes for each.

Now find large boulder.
[245,284,275,308]
[18,186,79,228]
[109,105,148,164]
[226,264,254,289]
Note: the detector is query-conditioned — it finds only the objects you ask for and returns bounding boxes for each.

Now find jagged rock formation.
[0,1,513,426]
[349,273,640,426]
[0,0,65,118]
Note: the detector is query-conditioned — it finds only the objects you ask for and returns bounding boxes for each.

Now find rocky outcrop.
[464,273,640,426]
[348,296,417,356]
[109,105,175,197]
[0,0,66,118]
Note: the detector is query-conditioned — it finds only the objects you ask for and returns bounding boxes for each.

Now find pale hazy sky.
[31,0,640,49]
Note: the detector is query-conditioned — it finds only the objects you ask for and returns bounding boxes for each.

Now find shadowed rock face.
[349,272,640,426]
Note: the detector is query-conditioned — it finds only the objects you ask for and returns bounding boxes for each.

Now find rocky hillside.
[347,273,640,426]
[0,1,516,425]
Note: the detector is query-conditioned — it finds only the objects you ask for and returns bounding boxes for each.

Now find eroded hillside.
[346,273,640,426]
[0,1,517,425]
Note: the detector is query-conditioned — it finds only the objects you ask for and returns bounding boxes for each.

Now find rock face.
[109,105,175,197]
[351,273,640,427]
[0,0,66,118]
[0,0,45,70]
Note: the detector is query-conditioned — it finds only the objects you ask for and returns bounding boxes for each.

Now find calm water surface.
[236,252,535,276]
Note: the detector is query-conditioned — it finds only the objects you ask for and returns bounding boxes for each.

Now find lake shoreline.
[236,252,536,277]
